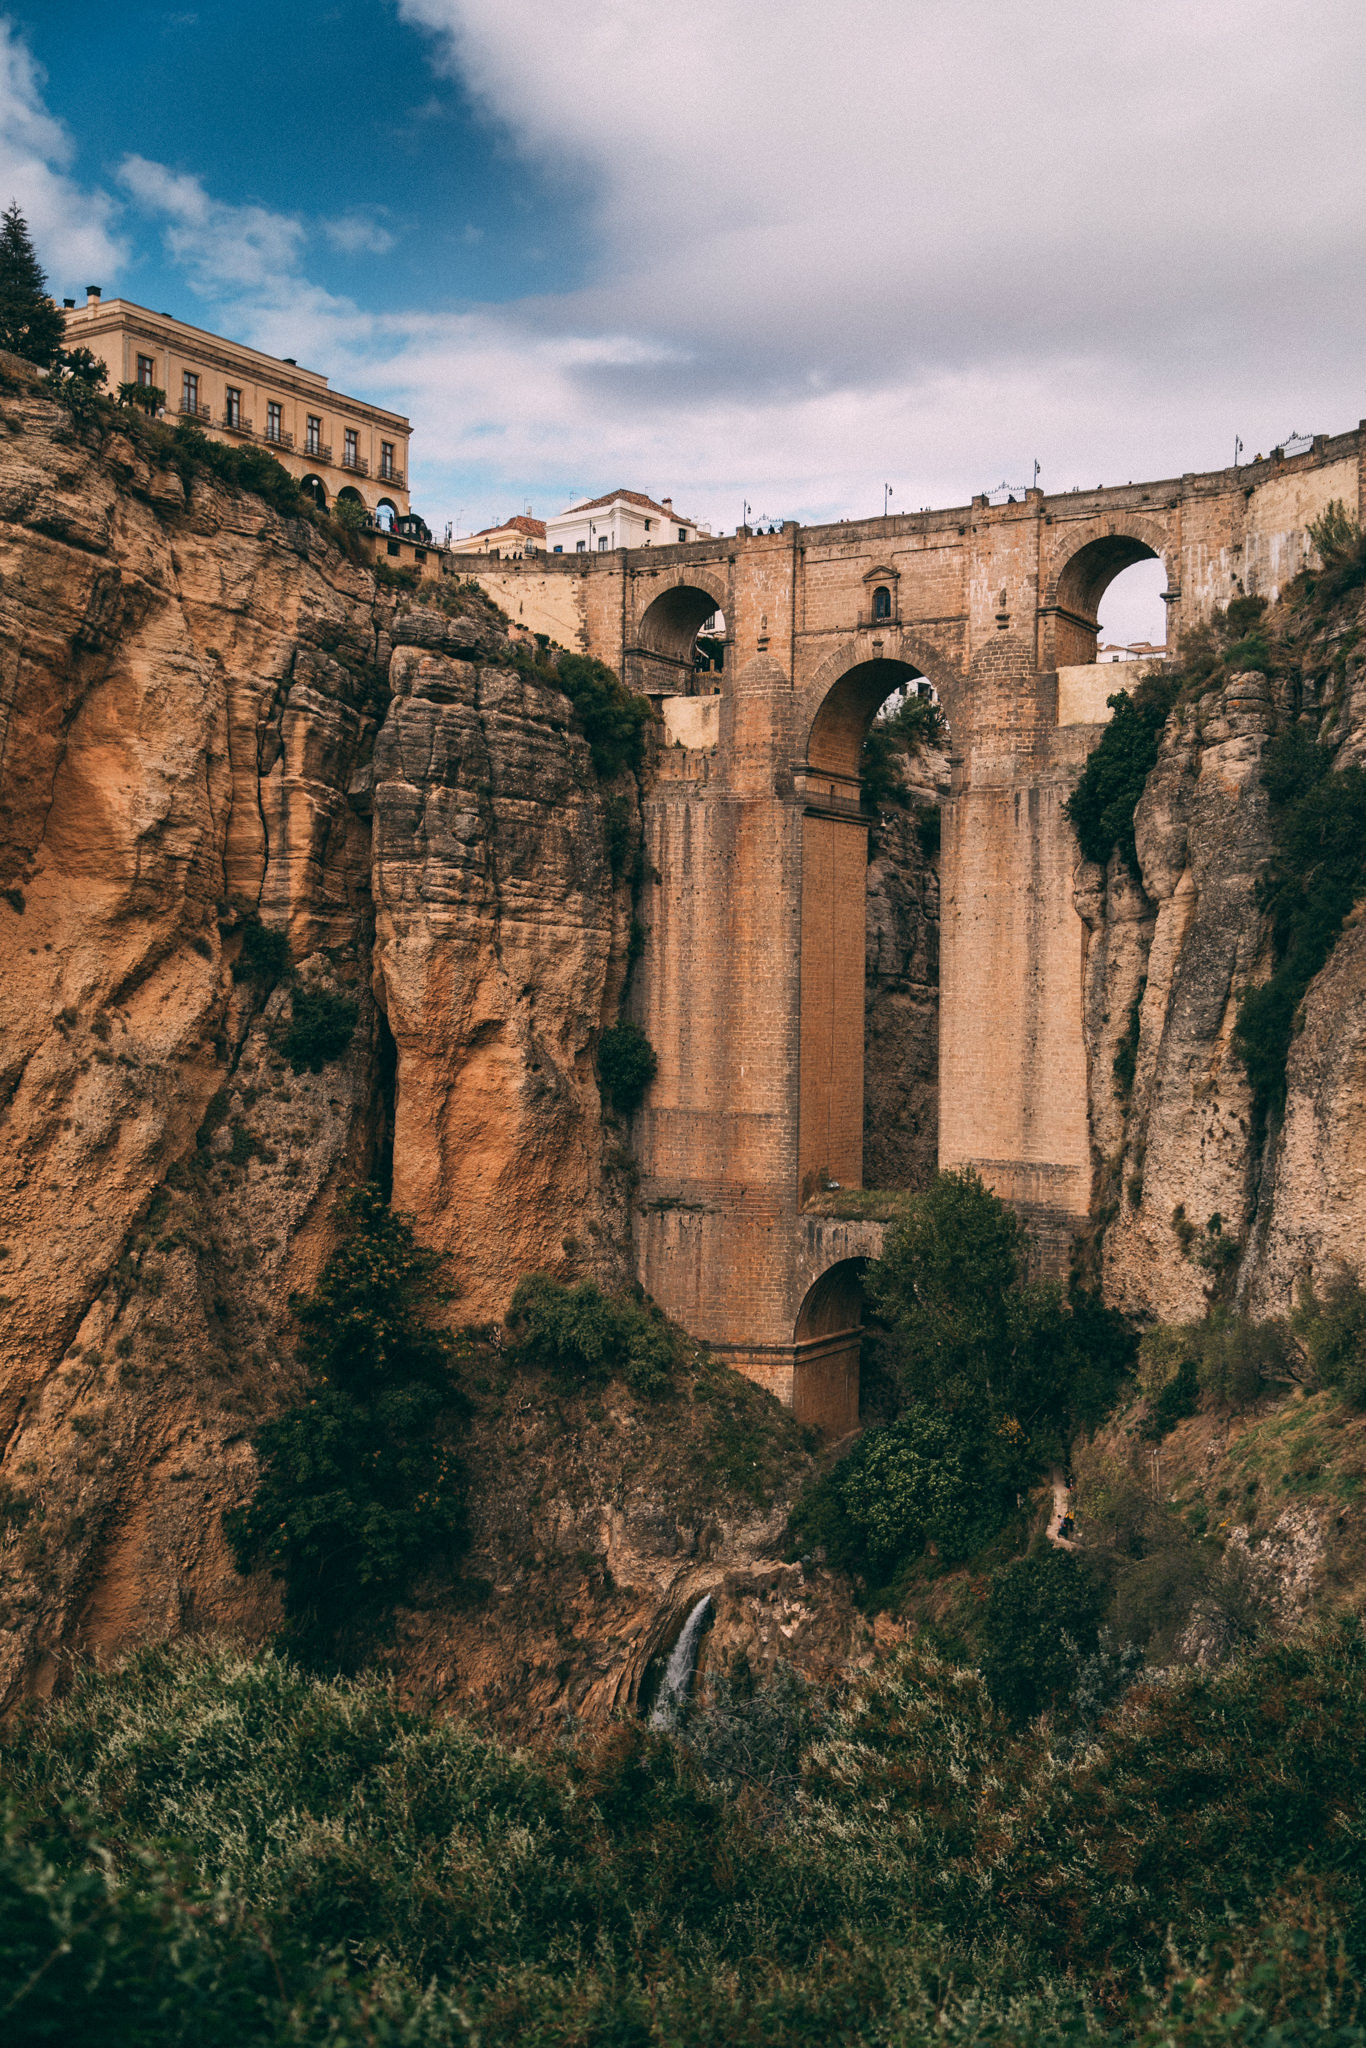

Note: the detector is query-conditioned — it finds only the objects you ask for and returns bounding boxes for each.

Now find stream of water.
[649,1594,713,1728]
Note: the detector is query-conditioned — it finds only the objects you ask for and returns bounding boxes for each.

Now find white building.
[545,489,707,554]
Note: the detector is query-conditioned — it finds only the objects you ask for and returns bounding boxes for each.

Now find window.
[380,440,394,478]
[414,548,426,563]
[576,539,587,552]
[306,414,321,454]
[137,354,155,387]
[677,527,687,543]
[266,401,282,443]
[553,544,563,554]
[644,518,651,530]
[181,371,199,413]
[386,540,400,558]
[872,584,892,621]
[344,428,358,467]
[598,534,609,550]
[225,386,241,427]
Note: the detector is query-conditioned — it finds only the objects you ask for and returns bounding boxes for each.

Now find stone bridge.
[459,427,1366,1431]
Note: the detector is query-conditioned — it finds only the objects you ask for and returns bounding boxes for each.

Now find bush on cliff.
[1063,669,1178,875]
[506,1272,678,1395]
[226,1186,467,1659]
[282,983,358,1073]
[1233,729,1366,1117]
[597,1018,658,1113]
[979,1546,1107,1723]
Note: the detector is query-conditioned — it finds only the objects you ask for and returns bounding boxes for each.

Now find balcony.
[341,449,369,476]
[264,426,295,452]
[178,401,210,422]
[220,409,253,435]
[378,467,406,490]
[303,441,332,465]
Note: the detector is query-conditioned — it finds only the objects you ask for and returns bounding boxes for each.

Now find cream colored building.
[62,288,411,518]
[460,514,546,556]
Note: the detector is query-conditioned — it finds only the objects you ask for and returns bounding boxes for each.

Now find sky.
[8,0,1366,642]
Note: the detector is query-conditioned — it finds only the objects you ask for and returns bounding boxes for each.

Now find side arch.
[1042,516,1177,668]
[627,572,730,695]
[799,631,965,771]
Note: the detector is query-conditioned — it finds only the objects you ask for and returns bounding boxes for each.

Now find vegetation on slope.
[5,1625,1366,2043]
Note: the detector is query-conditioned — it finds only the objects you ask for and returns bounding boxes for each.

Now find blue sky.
[6,1,1366,641]
[18,1,591,313]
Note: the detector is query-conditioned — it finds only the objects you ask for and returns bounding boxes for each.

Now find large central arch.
[798,653,933,1205]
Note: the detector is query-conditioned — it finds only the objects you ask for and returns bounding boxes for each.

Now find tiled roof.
[468,515,546,539]
[554,488,694,524]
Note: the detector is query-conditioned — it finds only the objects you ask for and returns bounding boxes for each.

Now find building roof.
[468,514,546,540]
[555,488,695,524]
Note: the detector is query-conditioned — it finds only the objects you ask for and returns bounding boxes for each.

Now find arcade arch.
[628,580,728,696]
[299,473,328,509]
[1050,532,1168,667]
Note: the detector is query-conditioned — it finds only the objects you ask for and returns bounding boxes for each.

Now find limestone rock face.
[1079,641,1366,1319]
[372,622,638,1320]
[0,380,390,1701]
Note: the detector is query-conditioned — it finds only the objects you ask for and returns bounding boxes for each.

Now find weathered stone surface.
[371,629,638,1322]
[0,391,388,1703]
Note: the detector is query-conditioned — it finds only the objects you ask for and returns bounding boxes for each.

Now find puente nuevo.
[454,431,1362,1434]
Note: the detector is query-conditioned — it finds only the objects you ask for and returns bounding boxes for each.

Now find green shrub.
[1233,739,1366,1117]
[281,985,358,1073]
[865,1168,1134,1462]
[506,1273,677,1395]
[787,1401,1007,1582]
[915,801,941,856]
[172,423,307,519]
[1299,498,1366,605]
[225,1187,466,1657]
[1063,670,1178,874]
[1112,986,1144,1100]
[860,693,945,810]
[553,651,652,778]
[231,911,290,984]
[1293,1274,1366,1405]
[597,1018,657,1113]
[0,201,65,366]
[980,1547,1107,1723]
[1138,1355,1200,1440]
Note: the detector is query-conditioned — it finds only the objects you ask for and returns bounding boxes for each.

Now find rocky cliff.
[0,372,875,1715]
[0,370,651,1703]
[1077,586,1366,1323]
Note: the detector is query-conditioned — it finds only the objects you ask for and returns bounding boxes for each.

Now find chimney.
[661,496,673,511]
[62,297,75,309]
[85,285,102,307]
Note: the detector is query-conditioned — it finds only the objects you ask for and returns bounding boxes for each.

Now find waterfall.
[648,1594,713,1728]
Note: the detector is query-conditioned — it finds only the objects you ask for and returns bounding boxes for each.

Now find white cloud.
[0,19,122,286]
[384,0,1366,522]
[322,209,396,257]
[117,156,313,299]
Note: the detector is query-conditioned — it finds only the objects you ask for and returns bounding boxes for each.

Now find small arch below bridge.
[627,580,729,697]
[1050,531,1171,669]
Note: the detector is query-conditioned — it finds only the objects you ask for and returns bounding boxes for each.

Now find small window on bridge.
[872,585,892,621]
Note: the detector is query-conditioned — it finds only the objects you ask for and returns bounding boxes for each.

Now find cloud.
[117,156,314,299]
[385,0,1366,517]
[321,209,396,257]
[0,19,123,286]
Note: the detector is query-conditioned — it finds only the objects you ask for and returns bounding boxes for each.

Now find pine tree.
[0,200,65,367]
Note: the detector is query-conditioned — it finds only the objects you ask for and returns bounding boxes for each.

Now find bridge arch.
[627,572,730,696]
[792,1256,868,1434]
[1044,516,1176,667]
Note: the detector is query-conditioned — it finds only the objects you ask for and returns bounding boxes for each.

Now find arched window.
[872,585,892,621]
